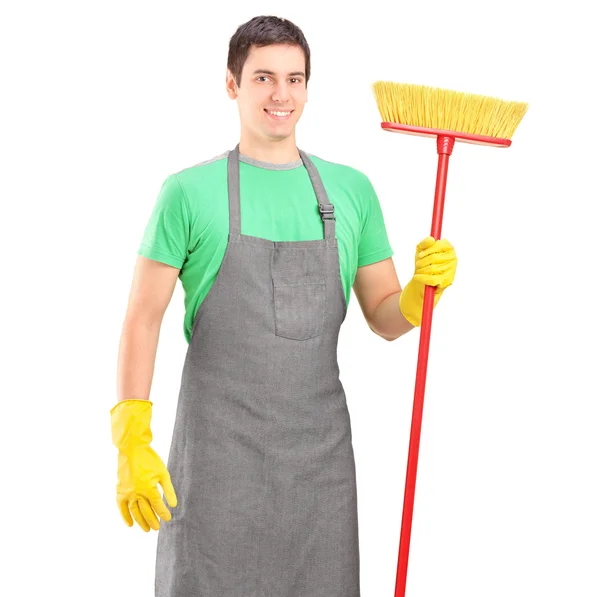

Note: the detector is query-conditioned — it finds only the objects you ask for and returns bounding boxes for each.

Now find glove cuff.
[399,295,420,327]
[398,282,421,327]
[110,399,154,449]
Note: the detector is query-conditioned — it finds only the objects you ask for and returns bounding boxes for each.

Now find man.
[111,14,457,597]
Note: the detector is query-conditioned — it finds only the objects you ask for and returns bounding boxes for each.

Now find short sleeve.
[357,175,394,267]
[137,174,190,269]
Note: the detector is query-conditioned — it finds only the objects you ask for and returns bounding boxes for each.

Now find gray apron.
[156,144,360,597]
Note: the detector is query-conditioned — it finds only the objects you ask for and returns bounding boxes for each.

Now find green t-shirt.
[138,150,394,343]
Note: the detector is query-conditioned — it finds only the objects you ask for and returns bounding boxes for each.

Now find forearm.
[116,315,162,402]
[369,291,415,341]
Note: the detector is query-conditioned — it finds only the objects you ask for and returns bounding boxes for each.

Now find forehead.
[244,43,305,75]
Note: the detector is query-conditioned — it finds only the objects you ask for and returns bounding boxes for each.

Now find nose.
[271,80,291,103]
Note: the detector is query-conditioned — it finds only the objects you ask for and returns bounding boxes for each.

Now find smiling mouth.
[264,109,294,120]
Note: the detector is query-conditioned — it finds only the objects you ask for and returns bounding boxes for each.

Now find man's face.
[227,43,308,142]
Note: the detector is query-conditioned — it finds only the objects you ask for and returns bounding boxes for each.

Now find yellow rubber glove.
[399,236,457,326]
[110,398,177,532]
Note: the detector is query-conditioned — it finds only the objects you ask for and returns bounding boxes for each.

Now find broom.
[371,82,528,597]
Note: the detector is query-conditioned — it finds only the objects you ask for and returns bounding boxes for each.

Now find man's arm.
[352,257,415,342]
[116,255,180,401]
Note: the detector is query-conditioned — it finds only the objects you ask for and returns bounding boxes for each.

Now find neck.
[238,130,300,164]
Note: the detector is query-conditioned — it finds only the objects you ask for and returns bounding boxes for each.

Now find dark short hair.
[227,16,311,87]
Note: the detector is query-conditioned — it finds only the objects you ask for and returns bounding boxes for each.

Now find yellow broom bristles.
[372,81,528,140]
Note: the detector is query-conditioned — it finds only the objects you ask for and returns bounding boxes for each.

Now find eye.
[256,76,269,82]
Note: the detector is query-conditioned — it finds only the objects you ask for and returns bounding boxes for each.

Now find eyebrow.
[252,69,305,77]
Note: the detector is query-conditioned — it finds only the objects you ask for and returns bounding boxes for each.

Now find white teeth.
[267,110,291,116]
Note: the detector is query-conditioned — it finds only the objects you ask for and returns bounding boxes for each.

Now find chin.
[263,129,294,141]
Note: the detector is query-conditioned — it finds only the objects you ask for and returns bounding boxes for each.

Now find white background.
[2,1,599,596]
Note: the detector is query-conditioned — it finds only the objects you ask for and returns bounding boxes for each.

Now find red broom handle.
[394,134,455,597]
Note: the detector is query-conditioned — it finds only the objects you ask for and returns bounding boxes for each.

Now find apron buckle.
[318,202,336,220]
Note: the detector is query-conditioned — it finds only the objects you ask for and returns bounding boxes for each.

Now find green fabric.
[138,151,394,344]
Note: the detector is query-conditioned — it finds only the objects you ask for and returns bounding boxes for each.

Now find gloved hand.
[399,236,457,326]
[110,398,177,532]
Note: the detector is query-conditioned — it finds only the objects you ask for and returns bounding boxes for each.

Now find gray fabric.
[156,143,360,597]
[237,150,304,170]
[189,149,311,172]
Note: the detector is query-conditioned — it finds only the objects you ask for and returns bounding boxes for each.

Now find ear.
[225,69,238,100]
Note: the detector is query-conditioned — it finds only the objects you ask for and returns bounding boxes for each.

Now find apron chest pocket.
[273,276,326,340]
